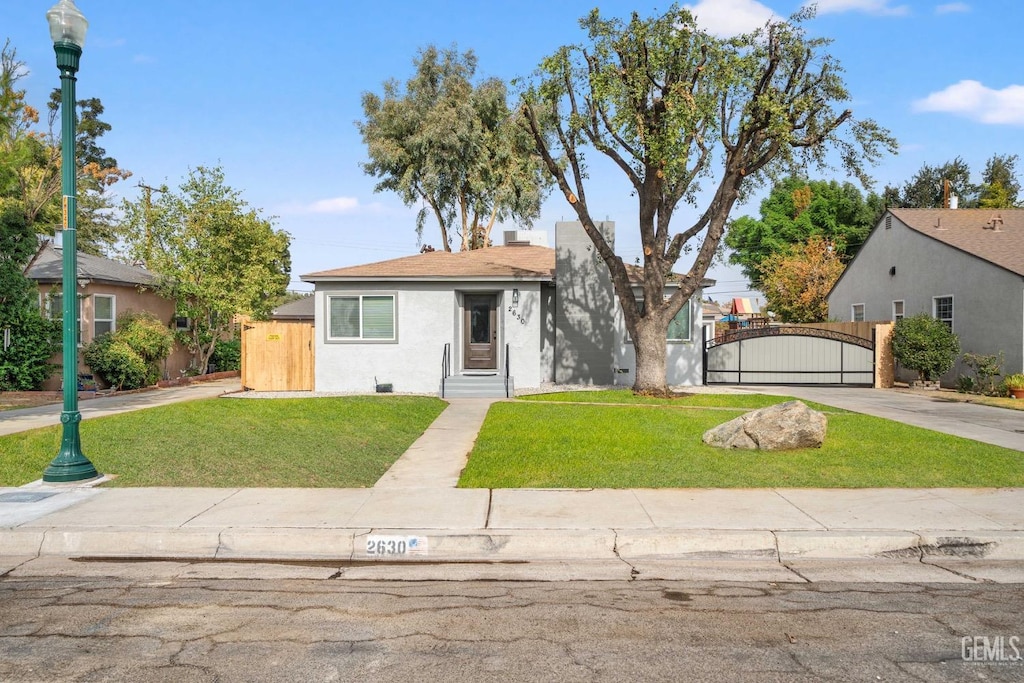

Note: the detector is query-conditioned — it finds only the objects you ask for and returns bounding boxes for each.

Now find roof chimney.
[52,230,63,250]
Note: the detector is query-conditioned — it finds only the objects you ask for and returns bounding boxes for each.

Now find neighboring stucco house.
[25,239,192,389]
[828,208,1024,384]
[303,221,713,396]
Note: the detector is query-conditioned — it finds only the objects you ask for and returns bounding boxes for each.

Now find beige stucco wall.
[38,283,192,390]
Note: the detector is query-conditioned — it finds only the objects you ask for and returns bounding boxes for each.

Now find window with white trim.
[94,294,115,337]
[933,295,953,329]
[851,303,865,322]
[892,300,904,322]
[46,291,84,343]
[327,294,396,341]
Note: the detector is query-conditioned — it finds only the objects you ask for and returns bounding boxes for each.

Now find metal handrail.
[440,343,451,398]
[504,343,510,398]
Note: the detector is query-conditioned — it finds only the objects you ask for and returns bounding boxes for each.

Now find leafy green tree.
[759,237,845,323]
[891,313,960,382]
[520,6,895,393]
[0,206,59,390]
[0,40,129,253]
[119,165,291,372]
[359,45,549,251]
[978,153,1020,208]
[45,91,132,253]
[885,157,974,208]
[726,177,881,287]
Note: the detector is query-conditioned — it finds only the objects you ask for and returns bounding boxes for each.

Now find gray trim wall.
[554,221,617,385]
[829,213,1024,381]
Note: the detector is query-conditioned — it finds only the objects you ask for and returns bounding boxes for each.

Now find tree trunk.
[632,319,668,394]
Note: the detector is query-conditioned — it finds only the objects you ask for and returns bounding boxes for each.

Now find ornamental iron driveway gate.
[703,325,875,386]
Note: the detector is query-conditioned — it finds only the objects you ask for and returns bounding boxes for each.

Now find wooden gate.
[241,321,314,391]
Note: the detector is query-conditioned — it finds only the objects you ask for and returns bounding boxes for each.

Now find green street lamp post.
[43,0,98,483]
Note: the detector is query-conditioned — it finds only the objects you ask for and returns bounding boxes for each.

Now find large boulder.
[702,400,827,451]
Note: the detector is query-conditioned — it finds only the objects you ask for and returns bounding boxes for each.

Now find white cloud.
[683,0,778,37]
[913,80,1024,125]
[132,54,155,64]
[278,196,392,215]
[811,0,910,16]
[935,2,970,13]
[307,197,360,214]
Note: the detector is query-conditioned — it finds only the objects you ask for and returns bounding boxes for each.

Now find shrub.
[115,311,175,365]
[0,309,61,391]
[83,334,148,390]
[82,311,176,390]
[210,338,241,372]
[891,314,960,382]
[961,351,1004,395]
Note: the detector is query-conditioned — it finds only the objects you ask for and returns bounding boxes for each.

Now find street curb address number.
[366,535,428,557]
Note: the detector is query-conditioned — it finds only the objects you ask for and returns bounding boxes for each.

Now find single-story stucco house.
[302,221,714,396]
[828,208,1024,384]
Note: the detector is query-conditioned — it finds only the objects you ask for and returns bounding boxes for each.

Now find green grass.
[517,389,845,413]
[0,396,446,488]
[458,401,1024,489]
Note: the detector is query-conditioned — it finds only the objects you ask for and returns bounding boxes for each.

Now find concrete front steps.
[440,373,512,398]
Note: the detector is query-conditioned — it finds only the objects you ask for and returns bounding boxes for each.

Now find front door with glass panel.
[463,294,497,370]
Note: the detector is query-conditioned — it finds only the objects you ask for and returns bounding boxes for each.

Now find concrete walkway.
[744,385,1024,452]
[374,398,500,488]
[2,384,1024,582]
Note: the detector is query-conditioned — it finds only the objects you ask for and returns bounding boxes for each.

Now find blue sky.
[4,0,1022,301]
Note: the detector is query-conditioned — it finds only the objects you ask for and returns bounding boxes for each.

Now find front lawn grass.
[458,401,1023,489]
[0,396,446,488]
[518,389,844,413]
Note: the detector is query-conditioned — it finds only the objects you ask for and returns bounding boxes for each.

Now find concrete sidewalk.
[2,385,1024,582]
[0,377,242,437]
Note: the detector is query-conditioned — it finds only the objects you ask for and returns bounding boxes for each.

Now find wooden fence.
[240,321,314,391]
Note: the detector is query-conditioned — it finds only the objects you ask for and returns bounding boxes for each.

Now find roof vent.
[934,218,946,231]
[985,214,1004,232]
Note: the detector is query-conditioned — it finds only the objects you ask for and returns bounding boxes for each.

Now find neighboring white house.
[828,208,1024,384]
[302,222,713,396]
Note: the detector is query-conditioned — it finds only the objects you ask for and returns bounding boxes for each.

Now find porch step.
[440,374,512,398]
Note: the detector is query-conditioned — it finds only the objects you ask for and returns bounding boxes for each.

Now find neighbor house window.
[94,294,115,336]
[851,303,865,322]
[328,294,396,341]
[666,300,692,342]
[47,292,83,343]
[892,300,904,322]
[933,295,953,329]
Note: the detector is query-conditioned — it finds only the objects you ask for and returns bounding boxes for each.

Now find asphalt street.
[1,563,1022,682]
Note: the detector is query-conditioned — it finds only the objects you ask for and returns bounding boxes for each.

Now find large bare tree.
[520,6,895,393]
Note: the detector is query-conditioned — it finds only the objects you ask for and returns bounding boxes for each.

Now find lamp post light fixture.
[43,0,98,483]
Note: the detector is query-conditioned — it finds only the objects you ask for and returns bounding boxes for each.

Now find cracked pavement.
[1,565,1022,682]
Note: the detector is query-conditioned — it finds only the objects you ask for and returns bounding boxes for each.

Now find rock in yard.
[702,400,827,451]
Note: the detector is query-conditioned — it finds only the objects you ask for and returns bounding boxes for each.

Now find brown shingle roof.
[891,208,1024,277]
[302,244,716,288]
[302,245,556,281]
